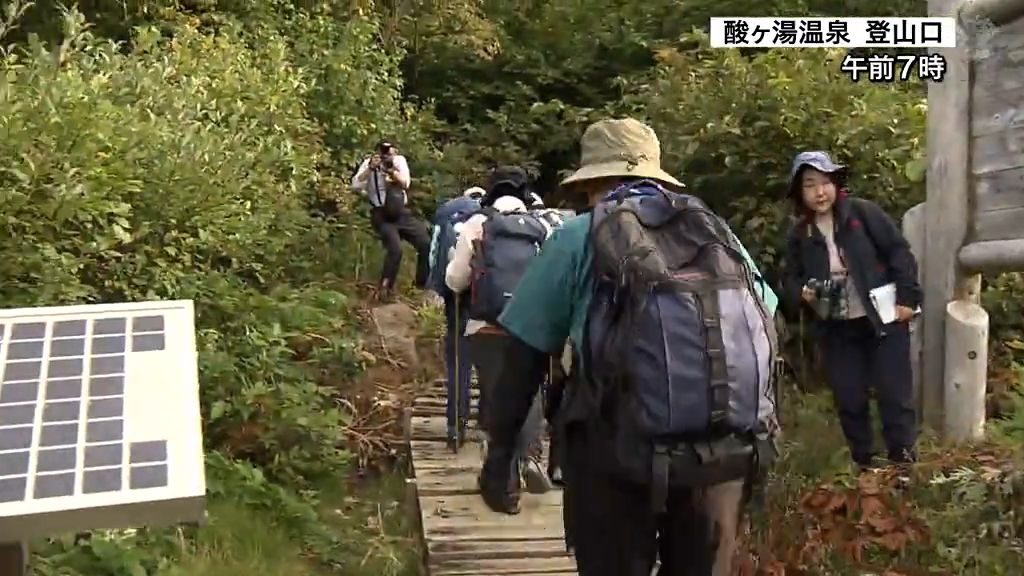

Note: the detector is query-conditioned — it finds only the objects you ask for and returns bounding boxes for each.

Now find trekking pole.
[453,291,461,452]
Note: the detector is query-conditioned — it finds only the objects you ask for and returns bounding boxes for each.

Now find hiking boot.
[521,456,553,494]
[479,458,520,515]
[852,452,881,475]
[478,435,489,463]
[378,279,394,303]
[548,462,564,487]
[888,447,917,465]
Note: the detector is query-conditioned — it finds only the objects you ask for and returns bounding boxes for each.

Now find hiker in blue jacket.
[427,186,485,449]
[478,118,780,576]
[781,151,920,470]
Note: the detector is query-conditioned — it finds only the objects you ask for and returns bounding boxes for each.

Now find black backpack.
[581,181,779,511]
[468,210,549,323]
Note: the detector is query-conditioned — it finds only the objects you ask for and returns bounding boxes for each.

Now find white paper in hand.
[869,282,897,323]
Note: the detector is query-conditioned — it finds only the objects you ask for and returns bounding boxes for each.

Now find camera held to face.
[806,277,848,319]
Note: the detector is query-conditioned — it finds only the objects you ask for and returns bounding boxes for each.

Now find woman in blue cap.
[781,151,922,470]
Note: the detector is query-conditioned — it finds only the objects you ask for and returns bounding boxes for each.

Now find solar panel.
[0,300,204,541]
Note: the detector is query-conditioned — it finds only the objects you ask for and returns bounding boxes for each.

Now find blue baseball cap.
[788,151,846,194]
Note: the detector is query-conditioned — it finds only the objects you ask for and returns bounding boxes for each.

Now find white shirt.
[445,196,528,335]
[350,154,411,207]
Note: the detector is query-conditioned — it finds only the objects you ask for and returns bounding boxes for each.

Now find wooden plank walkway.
[404,379,577,575]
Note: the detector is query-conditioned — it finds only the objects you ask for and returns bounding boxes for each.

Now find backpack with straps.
[469,209,549,324]
[427,196,482,296]
[582,181,779,511]
[530,207,576,234]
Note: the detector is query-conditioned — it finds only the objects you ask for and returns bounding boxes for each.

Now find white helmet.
[463,186,486,199]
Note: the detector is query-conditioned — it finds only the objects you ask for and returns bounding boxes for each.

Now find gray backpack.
[582,182,779,511]
[468,209,548,323]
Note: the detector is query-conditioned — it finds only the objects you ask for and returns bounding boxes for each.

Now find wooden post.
[943,299,989,441]
[902,203,927,421]
[0,542,28,576]
[922,0,972,433]
[959,239,1024,272]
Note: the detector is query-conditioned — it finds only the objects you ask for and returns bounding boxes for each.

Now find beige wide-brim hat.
[560,118,685,189]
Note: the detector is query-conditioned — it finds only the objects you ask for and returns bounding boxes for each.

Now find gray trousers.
[468,331,545,459]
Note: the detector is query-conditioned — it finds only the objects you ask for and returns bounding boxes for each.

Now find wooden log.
[943,300,989,442]
[959,239,1024,271]
[405,477,429,574]
[924,0,972,433]
[902,203,927,421]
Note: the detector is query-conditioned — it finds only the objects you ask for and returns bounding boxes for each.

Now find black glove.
[478,443,520,514]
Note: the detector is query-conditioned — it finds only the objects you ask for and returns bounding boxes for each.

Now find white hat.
[493,195,526,213]
[463,186,486,199]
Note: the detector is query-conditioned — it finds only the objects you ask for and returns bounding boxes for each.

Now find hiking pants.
[820,317,916,465]
[561,427,747,576]
[468,331,545,458]
[370,207,430,289]
[443,292,472,436]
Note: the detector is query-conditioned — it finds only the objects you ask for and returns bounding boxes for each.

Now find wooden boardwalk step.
[408,408,575,574]
[412,396,481,419]
[432,556,577,574]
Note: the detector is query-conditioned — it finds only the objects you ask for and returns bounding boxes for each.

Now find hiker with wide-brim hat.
[478,118,781,576]
[781,150,921,471]
[559,117,685,193]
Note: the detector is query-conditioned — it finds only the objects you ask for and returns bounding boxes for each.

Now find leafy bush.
[0,3,439,572]
[628,32,927,273]
[0,13,359,485]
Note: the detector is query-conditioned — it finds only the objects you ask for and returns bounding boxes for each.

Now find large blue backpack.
[468,209,549,324]
[581,181,778,509]
[427,196,481,296]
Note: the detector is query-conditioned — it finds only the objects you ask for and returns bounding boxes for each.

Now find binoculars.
[806,277,849,320]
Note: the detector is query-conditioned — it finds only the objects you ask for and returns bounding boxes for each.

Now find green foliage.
[1,3,425,573]
[1,12,354,483]
[5,0,1023,574]
[756,389,1024,575]
[991,363,1024,442]
[31,452,418,575]
[984,273,1024,364]
[630,32,927,272]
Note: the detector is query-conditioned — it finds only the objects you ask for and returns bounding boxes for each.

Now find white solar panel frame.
[0,300,205,541]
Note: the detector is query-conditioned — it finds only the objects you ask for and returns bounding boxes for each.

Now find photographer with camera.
[350,140,431,301]
[781,151,921,471]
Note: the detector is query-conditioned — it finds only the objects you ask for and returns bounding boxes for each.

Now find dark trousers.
[443,292,472,436]
[370,207,430,289]
[469,331,545,458]
[561,426,747,576]
[820,317,917,464]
